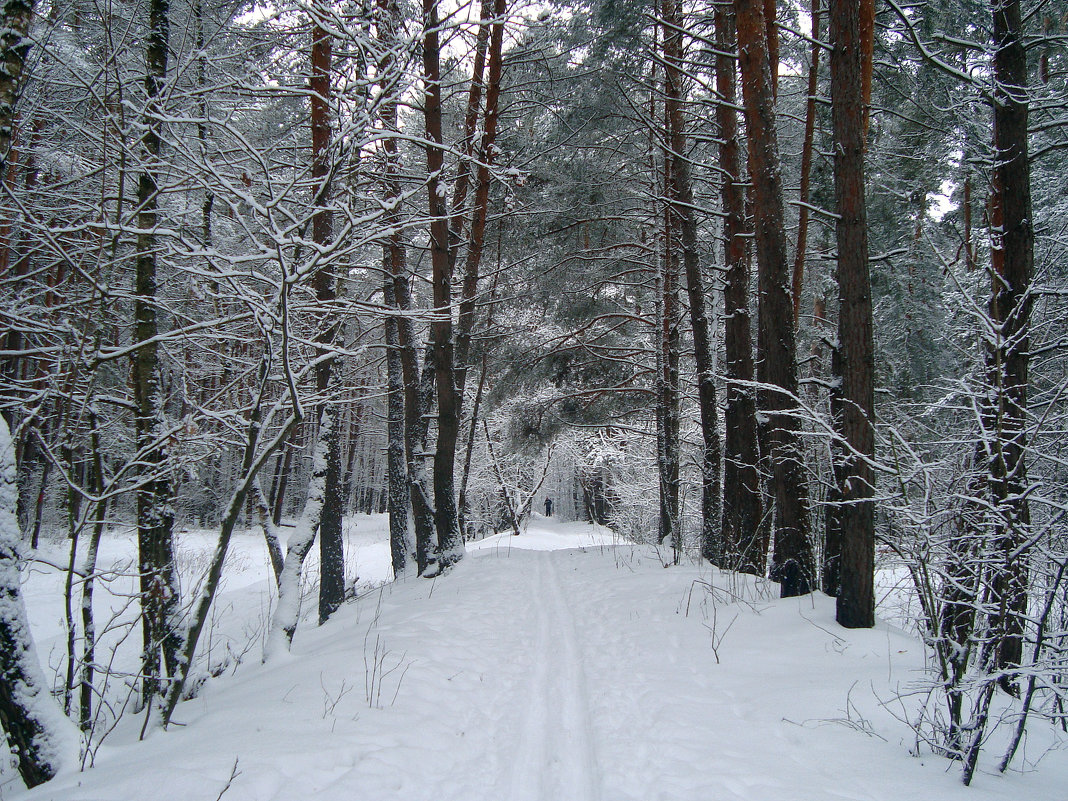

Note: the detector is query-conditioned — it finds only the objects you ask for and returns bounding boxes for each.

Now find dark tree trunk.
[269,426,297,526]
[318,419,345,623]
[135,0,182,706]
[663,0,721,563]
[859,0,874,140]
[422,0,463,569]
[763,0,778,96]
[310,12,344,623]
[716,7,764,575]
[735,0,815,596]
[791,0,821,327]
[446,0,492,265]
[458,353,488,536]
[655,20,681,563]
[384,279,413,577]
[376,0,436,574]
[454,0,506,390]
[826,0,875,627]
[987,0,1032,681]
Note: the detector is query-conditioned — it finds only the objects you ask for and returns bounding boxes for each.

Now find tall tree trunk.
[663,0,721,563]
[446,0,493,264]
[454,0,507,391]
[384,279,414,577]
[655,18,681,563]
[135,0,182,706]
[859,0,874,140]
[422,0,463,570]
[310,10,344,623]
[376,0,436,572]
[763,0,778,97]
[792,0,821,327]
[987,0,1032,682]
[826,0,875,627]
[735,0,814,596]
[716,8,764,575]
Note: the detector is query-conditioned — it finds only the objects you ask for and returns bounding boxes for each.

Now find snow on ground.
[11,516,1068,800]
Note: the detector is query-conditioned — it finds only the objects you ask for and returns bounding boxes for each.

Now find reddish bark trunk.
[716,8,764,575]
[792,0,820,327]
[422,0,463,568]
[735,0,814,595]
[987,0,1032,680]
[827,0,875,628]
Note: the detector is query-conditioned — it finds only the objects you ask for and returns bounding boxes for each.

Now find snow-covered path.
[14,519,1068,800]
[508,552,600,801]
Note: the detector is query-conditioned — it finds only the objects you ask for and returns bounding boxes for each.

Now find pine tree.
[735,0,815,595]
[826,0,875,628]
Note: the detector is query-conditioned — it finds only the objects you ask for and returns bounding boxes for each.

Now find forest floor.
[12,517,1068,800]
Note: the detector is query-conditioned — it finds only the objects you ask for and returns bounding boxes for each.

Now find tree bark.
[735,0,815,596]
[422,0,463,570]
[663,0,721,563]
[655,2,681,563]
[454,0,507,390]
[135,0,182,706]
[384,279,414,577]
[310,11,345,623]
[376,0,436,574]
[859,0,874,140]
[715,8,764,575]
[987,0,1032,681]
[826,0,875,627]
[764,0,778,97]
[791,0,821,327]
[446,0,493,265]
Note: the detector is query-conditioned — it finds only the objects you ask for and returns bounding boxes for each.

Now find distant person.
[544,497,553,517]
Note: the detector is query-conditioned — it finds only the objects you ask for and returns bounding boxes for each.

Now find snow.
[11,515,1068,800]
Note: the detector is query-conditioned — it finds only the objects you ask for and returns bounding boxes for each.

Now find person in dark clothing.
[544,497,553,517]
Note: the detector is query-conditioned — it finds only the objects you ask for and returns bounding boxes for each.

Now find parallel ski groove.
[507,552,600,801]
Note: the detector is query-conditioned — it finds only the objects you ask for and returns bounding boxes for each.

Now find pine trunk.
[454,0,507,390]
[827,0,875,627]
[376,0,436,574]
[310,14,345,623]
[422,0,463,569]
[988,0,1032,680]
[658,24,681,564]
[716,7,764,575]
[735,0,815,595]
[663,0,721,563]
[791,0,821,327]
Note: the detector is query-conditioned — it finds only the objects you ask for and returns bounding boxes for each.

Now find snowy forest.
[1,0,1068,796]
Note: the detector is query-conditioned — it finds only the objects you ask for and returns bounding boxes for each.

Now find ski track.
[508,551,601,801]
